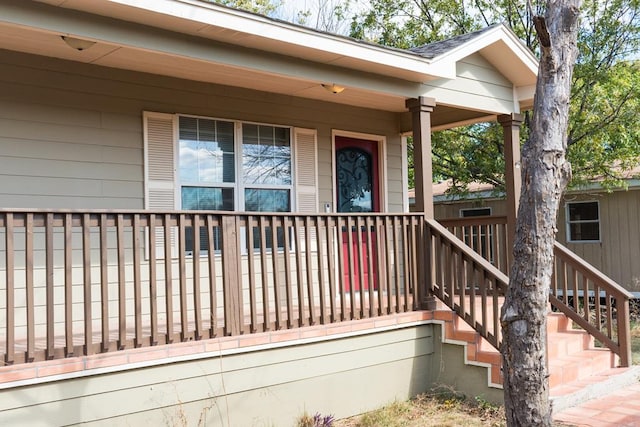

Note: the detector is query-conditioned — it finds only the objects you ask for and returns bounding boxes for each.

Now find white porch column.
[405,97,437,219]
[498,113,524,259]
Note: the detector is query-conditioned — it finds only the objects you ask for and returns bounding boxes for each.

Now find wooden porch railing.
[0,209,425,366]
[440,215,633,367]
[426,219,509,350]
[438,216,509,275]
[551,242,633,367]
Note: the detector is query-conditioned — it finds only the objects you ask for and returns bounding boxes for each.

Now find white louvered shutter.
[144,111,176,258]
[294,128,318,213]
[294,128,318,252]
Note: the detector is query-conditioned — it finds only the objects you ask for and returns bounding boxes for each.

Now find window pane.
[568,202,599,221]
[179,117,235,184]
[570,222,600,241]
[182,187,234,211]
[242,124,291,185]
[182,186,232,253]
[244,189,290,212]
[461,208,491,217]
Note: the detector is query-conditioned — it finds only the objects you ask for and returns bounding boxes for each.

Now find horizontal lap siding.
[558,190,640,291]
[0,326,434,426]
[0,49,404,212]
[423,53,514,114]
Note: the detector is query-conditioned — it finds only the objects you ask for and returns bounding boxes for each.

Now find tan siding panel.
[0,50,401,210]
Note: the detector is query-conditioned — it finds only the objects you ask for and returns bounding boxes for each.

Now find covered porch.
[0,0,634,424]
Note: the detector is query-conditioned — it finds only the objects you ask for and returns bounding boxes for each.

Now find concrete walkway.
[554,382,640,426]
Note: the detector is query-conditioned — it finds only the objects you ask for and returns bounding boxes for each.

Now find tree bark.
[501,1,581,426]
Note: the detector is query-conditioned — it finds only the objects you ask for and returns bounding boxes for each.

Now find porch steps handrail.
[438,215,633,367]
[551,241,633,367]
[426,218,509,350]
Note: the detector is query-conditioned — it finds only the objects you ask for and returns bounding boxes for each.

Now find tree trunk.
[501,1,581,426]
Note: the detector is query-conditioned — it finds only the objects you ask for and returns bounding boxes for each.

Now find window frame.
[565,200,601,243]
[176,114,296,254]
[177,114,295,212]
[459,207,492,218]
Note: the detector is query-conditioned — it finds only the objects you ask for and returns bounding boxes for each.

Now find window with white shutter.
[143,112,318,254]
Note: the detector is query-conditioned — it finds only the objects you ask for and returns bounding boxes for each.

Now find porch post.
[498,113,524,262]
[406,96,437,310]
[405,97,436,219]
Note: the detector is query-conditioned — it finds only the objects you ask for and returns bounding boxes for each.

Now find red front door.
[335,136,379,292]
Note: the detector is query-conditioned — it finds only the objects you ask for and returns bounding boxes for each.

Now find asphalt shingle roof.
[409,24,501,59]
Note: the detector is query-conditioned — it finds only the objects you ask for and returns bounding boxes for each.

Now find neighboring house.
[427,170,640,293]
[0,1,632,425]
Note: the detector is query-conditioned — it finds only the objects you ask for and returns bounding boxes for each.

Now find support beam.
[405,97,436,219]
[498,113,524,262]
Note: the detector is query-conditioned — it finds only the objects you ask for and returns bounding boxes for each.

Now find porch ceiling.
[0,0,534,123]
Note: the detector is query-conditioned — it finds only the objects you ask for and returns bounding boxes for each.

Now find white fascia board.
[428,25,538,79]
[102,0,441,80]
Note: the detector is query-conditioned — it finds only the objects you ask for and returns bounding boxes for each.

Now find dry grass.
[334,390,506,427]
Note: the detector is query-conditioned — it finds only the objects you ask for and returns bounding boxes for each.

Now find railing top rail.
[554,241,634,299]
[438,215,508,227]
[0,208,426,218]
[427,218,510,286]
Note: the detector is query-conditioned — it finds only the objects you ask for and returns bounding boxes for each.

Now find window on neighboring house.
[566,201,600,242]
[178,116,293,252]
[460,207,493,262]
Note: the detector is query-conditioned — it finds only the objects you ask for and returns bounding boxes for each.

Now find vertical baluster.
[305,216,316,325]
[561,259,569,305]
[272,216,283,329]
[316,216,327,324]
[401,216,411,312]
[65,213,74,355]
[116,214,126,349]
[469,261,477,329]
[246,216,257,333]
[458,253,467,317]
[581,274,590,323]
[4,213,15,364]
[391,217,401,312]
[192,214,202,339]
[375,217,386,316]
[206,215,218,337]
[99,214,110,351]
[365,216,376,317]
[294,216,306,326]
[572,268,579,314]
[132,214,142,347]
[46,213,55,358]
[82,213,93,355]
[325,216,337,323]
[492,275,500,345]
[336,216,347,320]
[593,280,601,331]
[356,216,365,318]
[480,271,488,338]
[178,214,188,340]
[25,213,35,361]
[259,216,271,331]
[384,216,394,314]
[164,214,174,343]
[148,214,158,345]
[282,216,294,329]
[346,216,357,319]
